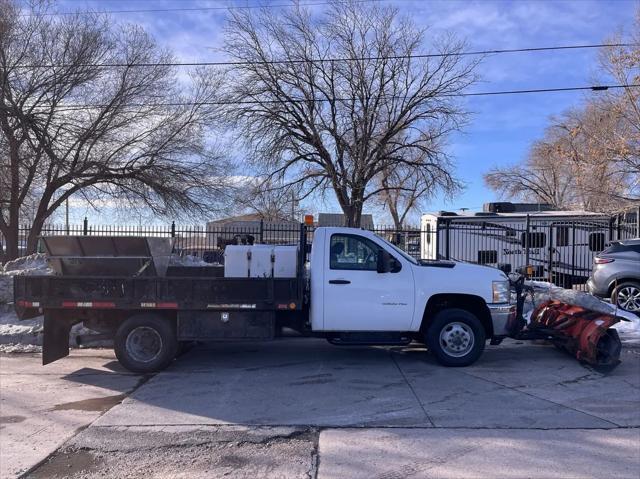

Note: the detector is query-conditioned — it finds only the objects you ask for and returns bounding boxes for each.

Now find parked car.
[587,238,640,314]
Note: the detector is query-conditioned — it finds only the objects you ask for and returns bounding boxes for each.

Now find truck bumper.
[487,303,517,337]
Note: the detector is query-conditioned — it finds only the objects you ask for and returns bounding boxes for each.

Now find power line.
[6,84,638,112]
[11,43,636,69]
[22,0,387,16]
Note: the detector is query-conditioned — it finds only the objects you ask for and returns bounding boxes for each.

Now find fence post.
[524,214,530,277]
[637,206,640,238]
[445,219,450,260]
[571,225,576,285]
[259,219,264,244]
[608,216,615,242]
[170,221,176,238]
[83,217,88,236]
[547,224,554,283]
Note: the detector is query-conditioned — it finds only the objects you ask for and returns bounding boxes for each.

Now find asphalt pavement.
[1,338,639,478]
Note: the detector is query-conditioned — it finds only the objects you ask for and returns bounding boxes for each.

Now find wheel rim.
[439,321,475,358]
[617,286,640,312]
[125,326,163,363]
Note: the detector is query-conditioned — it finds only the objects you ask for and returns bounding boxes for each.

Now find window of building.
[521,232,546,248]
[556,226,569,247]
[477,250,498,264]
[588,232,605,252]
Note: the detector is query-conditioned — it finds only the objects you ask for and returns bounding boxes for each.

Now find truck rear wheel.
[114,314,178,373]
[426,308,485,367]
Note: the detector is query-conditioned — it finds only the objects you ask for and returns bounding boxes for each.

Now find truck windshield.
[377,237,418,265]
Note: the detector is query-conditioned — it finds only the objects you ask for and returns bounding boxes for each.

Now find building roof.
[424,210,610,219]
[317,213,375,229]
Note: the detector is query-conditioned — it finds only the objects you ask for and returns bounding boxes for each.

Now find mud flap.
[43,311,81,366]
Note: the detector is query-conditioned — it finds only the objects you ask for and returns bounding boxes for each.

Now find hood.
[411,260,508,302]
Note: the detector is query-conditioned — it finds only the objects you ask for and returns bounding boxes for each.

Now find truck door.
[323,233,414,331]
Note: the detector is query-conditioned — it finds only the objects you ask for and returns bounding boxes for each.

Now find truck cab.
[309,228,516,366]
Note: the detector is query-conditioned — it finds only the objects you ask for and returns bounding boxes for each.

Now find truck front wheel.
[426,309,485,367]
[114,314,178,373]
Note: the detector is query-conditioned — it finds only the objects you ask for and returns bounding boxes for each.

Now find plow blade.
[527,300,623,370]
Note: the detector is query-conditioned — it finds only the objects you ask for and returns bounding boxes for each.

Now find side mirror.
[377,250,391,273]
[498,263,512,274]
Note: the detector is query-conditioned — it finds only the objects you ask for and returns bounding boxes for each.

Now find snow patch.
[1,253,54,305]
[169,254,213,267]
[523,280,640,341]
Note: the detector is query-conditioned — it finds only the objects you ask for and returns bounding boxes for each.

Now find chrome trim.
[487,303,516,336]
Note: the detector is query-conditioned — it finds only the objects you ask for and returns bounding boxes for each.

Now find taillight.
[594,257,614,264]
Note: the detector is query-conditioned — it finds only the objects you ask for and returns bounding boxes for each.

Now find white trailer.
[421,210,612,286]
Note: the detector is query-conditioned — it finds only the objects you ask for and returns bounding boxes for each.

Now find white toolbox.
[249,245,274,278]
[273,246,298,278]
[223,245,252,278]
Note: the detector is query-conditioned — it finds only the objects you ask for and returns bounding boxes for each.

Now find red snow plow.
[527,300,623,370]
[509,276,626,370]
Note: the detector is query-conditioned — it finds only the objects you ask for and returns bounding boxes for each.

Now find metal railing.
[2,206,638,289]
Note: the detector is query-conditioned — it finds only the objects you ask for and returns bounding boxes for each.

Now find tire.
[426,308,486,367]
[612,282,640,314]
[114,314,178,373]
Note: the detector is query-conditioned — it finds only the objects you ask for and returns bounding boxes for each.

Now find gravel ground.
[27,426,318,479]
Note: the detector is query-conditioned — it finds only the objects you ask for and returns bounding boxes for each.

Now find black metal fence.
[422,208,639,288]
[2,206,638,289]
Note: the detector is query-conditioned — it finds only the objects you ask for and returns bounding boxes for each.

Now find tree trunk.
[26,218,45,255]
[339,198,364,228]
[388,202,402,229]
[0,222,19,262]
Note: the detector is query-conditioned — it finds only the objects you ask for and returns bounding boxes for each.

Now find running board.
[327,332,412,346]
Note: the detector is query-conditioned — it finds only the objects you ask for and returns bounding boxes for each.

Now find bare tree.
[485,103,638,212]
[598,9,639,179]
[0,0,228,261]
[485,12,639,213]
[232,179,302,222]
[484,138,576,209]
[377,148,461,228]
[223,0,477,227]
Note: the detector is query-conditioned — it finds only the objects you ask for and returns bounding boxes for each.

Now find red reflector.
[157,302,178,309]
[62,301,77,308]
[93,302,116,308]
[594,257,614,264]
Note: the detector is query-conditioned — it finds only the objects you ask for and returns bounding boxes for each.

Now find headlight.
[492,280,510,303]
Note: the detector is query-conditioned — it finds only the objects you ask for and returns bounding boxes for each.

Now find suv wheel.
[613,282,640,313]
[426,308,486,367]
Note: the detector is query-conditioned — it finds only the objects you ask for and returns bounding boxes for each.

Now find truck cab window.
[330,234,379,271]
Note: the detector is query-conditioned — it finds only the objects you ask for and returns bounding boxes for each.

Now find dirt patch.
[27,426,318,479]
[50,394,125,412]
[28,449,104,479]
[0,415,26,424]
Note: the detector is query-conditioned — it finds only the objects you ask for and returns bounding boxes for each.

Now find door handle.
[328,279,351,285]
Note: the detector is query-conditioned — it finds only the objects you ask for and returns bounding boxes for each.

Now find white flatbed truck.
[15,226,517,372]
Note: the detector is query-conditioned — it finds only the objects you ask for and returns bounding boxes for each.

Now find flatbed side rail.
[14,275,303,316]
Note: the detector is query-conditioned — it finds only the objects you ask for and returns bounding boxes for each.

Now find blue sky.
[48,0,637,224]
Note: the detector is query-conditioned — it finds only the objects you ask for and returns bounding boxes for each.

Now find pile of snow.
[1,253,107,352]
[523,280,640,340]
[1,253,54,306]
[169,254,213,267]
[2,253,52,275]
